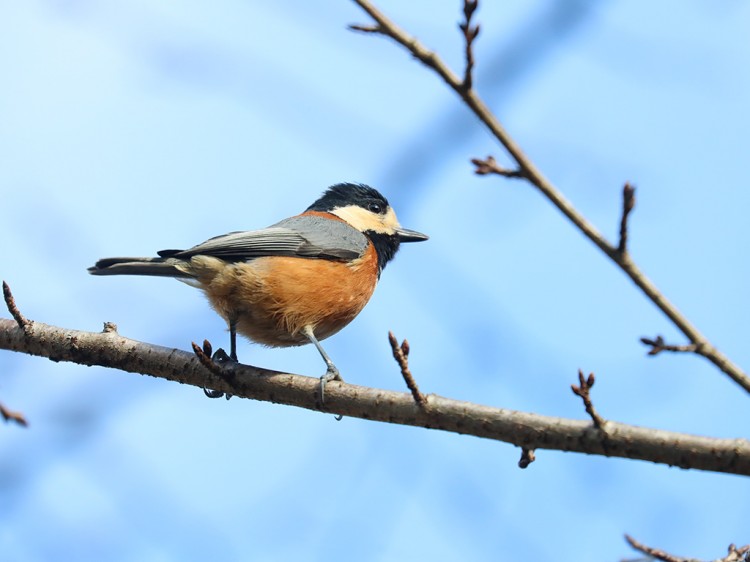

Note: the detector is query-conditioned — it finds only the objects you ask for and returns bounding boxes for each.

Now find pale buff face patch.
[330,205,401,235]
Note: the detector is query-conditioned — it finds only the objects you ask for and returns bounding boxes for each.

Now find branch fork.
[640,335,699,356]
[471,155,525,178]
[571,370,606,429]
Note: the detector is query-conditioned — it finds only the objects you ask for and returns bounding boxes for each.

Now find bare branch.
[0,402,28,427]
[624,535,690,562]
[350,0,750,395]
[471,156,525,179]
[351,0,467,94]
[618,182,636,254]
[388,331,427,407]
[2,317,750,476]
[624,534,750,562]
[571,370,605,428]
[458,0,480,92]
[641,335,699,356]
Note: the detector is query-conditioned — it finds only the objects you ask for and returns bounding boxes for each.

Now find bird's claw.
[203,348,237,400]
[212,348,236,363]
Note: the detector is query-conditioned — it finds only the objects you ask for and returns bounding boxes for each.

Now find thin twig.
[0,402,28,427]
[388,331,427,407]
[618,182,636,254]
[3,281,31,331]
[459,0,480,92]
[624,534,689,562]
[2,317,750,475]
[623,536,750,562]
[350,0,750,395]
[641,335,699,356]
[348,23,381,33]
[622,535,750,562]
[471,156,525,178]
[571,370,605,428]
[518,447,535,469]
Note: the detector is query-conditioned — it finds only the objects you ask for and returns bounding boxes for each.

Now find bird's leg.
[203,317,238,399]
[212,316,238,363]
[302,326,343,418]
[229,319,238,362]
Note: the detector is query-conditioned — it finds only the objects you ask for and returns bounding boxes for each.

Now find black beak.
[396,227,429,243]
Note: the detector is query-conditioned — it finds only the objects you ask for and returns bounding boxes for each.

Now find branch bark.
[2,317,749,476]
[350,0,750,394]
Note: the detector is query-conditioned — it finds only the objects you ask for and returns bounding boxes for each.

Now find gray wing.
[158,215,368,262]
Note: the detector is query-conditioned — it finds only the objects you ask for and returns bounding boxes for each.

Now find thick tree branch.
[349,0,750,394]
[2,317,749,476]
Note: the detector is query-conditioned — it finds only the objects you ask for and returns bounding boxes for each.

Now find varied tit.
[88,183,428,400]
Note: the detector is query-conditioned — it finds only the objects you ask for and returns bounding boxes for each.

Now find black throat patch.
[366,231,401,277]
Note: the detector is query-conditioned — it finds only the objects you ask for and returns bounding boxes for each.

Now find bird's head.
[306,183,428,273]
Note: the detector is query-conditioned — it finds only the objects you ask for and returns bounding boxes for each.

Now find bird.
[88,182,428,401]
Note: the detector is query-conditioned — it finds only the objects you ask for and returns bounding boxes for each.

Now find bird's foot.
[212,348,236,364]
[319,366,344,421]
[192,341,238,400]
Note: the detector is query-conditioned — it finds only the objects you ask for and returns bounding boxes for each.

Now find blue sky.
[1,1,749,560]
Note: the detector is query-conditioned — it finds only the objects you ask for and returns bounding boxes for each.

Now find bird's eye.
[368,202,383,214]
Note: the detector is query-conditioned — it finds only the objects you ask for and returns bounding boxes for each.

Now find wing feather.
[158,215,367,262]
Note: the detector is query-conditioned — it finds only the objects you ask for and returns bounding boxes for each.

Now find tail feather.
[88,257,190,278]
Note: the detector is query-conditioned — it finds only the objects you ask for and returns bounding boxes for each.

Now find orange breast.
[201,244,379,347]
